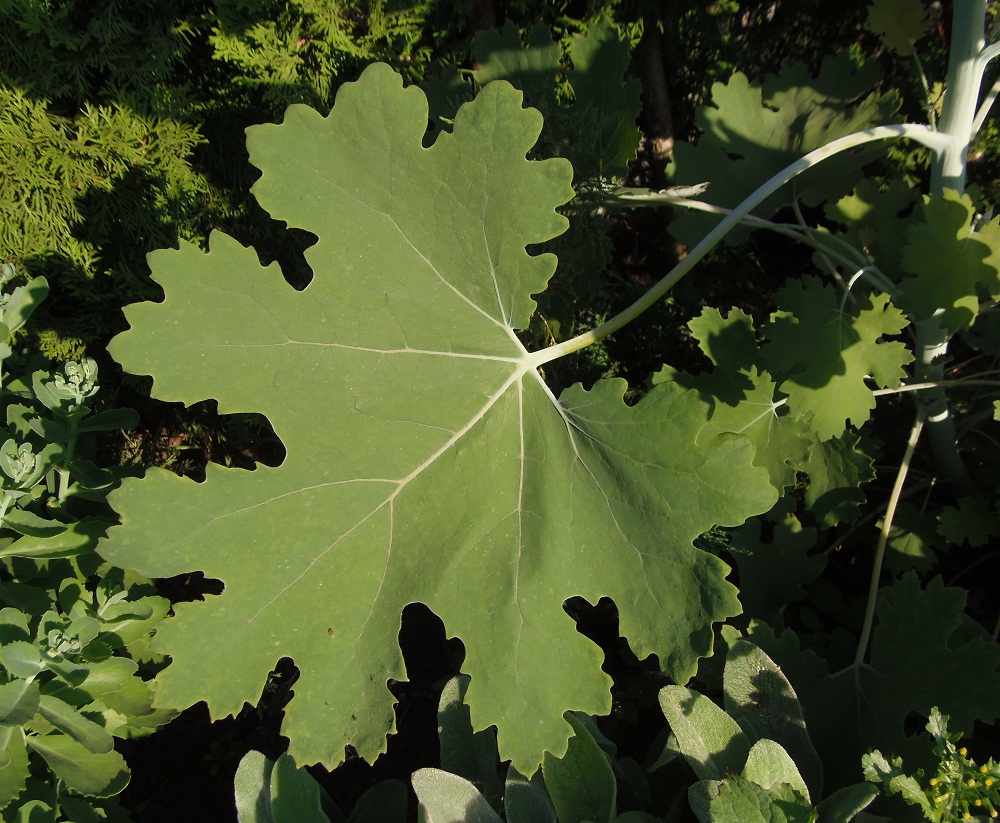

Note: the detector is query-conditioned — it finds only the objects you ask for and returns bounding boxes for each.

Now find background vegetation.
[2,0,999,821]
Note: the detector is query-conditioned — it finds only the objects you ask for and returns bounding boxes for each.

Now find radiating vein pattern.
[100,63,776,777]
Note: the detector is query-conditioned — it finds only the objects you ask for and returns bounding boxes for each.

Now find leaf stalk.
[853,408,925,668]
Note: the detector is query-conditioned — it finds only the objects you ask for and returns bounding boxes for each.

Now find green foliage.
[865,0,934,56]
[0,85,204,357]
[0,271,172,815]
[4,0,994,818]
[98,64,776,773]
[666,54,901,245]
[0,0,476,360]
[728,499,825,625]
[864,707,1000,822]
[762,278,912,441]
[234,750,406,823]
[662,639,877,822]
[898,191,1000,333]
[750,574,1000,790]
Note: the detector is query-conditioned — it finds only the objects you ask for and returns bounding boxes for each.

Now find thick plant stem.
[853,409,925,668]
[528,124,950,368]
[915,0,987,495]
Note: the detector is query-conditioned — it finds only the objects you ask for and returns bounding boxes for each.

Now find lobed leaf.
[100,64,774,772]
[865,0,933,56]
[763,278,911,442]
[899,190,1000,333]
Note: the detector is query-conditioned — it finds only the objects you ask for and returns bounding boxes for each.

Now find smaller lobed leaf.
[865,0,932,55]
[899,191,1000,332]
[763,278,911,441]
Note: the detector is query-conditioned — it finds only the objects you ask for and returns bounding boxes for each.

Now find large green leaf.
[427,20,640,180]
[697,776,814,823]
[728,499,824,623]
[99,64,775,772]
[825,179,920,280]
[723,640,822,799]
[412,769,503,823]
[438,676,502,812]
[658,686,752,782]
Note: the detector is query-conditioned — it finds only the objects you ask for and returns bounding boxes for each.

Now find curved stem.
[528,124,951,369]
[873,377,1000,395]
[973,77,1000,134]
[975,40,1000,77]
[854,409,925,668]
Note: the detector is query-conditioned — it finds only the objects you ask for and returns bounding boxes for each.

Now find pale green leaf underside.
[100,64,775,773]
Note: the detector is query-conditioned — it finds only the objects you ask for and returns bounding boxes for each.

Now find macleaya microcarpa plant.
[98,0,1000,800]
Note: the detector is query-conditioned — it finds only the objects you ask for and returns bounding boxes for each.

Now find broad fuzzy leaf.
[413,769,503,823]
[541,713,617,823]
[742,740,809,800]
[659,686,752,782]
[750,574,1000,789]
[438,676,502,812]
[100,65,775,772]
[763,278,911,442]
[899,191,1000,332]
[668,56,899,245]
[693,776,814,823]
[724,640,822,798]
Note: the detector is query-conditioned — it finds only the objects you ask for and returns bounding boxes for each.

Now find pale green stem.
[972,77,1000,134]
[872,378,1000,395]
[917,0,988,495]
[528,124,951,369]
[976,40,1000,76]
[853,409,925,668]
[790,193,858,301]
[932,0,986,194]
[56,418,79,503]
[622,191,885,285]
